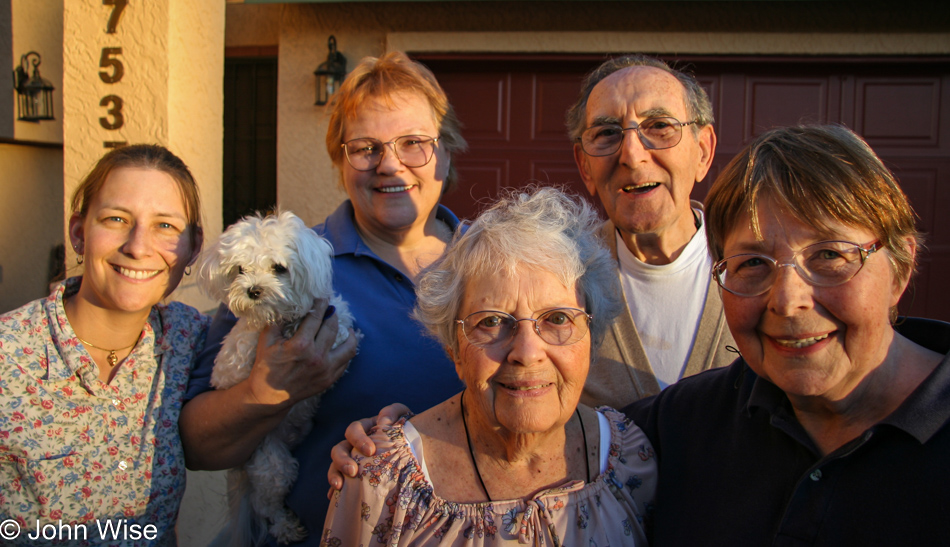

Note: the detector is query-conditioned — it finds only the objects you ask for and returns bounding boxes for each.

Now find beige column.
[62,0,224,311]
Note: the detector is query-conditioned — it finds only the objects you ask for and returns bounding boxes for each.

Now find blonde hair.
[325,51,467,193]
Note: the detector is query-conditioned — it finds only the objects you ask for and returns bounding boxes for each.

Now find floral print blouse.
[0,278,210,546]
[322,407,657,546]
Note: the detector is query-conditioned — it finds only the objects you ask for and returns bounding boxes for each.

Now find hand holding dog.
[247,300,356,408]
[181,304,357,472]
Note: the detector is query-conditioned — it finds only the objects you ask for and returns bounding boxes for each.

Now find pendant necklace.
[77,335,138,367]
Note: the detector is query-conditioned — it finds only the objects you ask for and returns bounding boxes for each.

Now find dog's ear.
[286,213,335,300]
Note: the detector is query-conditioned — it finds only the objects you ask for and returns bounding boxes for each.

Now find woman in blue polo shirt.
[179,51,468,546]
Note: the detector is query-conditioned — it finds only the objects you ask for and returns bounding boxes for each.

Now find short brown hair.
[71,144,203,251]
[325,51,467,193]
[705,125,920,285]
[566,54,714,142]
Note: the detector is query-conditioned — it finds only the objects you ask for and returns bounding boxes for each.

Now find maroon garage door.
[418,55,950,322]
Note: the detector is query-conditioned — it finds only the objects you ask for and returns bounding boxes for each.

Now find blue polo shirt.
[186,201,464,543]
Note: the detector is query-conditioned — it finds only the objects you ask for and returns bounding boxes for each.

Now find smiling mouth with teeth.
[377,184,415,193]
[115,265,161,280]
[499,382,552,391]
[622,182,660,194]
[773,333,830,349]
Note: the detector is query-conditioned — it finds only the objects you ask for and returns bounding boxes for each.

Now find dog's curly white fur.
[198,211,355,545]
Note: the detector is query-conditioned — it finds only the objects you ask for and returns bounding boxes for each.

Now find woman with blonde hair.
[181,51,470,543]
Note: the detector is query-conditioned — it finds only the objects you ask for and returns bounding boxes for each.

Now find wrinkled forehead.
[586,66,690,123]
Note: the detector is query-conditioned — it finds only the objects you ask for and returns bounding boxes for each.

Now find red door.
[419,55,950,322]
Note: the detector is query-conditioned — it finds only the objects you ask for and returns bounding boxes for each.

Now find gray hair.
[566,54,715,142]
[413,186,622,360]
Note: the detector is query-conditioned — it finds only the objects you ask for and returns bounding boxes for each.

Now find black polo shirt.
[625,318,950,546]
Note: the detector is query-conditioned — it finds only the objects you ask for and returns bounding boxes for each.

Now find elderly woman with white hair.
[321,186,656,546]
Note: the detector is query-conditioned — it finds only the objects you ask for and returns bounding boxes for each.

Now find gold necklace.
[76,336,138,367]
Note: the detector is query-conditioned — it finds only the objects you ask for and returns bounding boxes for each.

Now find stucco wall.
[167,0,226,310]
[1,0,64,313]
[220,1,950,229]
[10,0,62,143]
[225,2,280,47]
[0,144,64,313]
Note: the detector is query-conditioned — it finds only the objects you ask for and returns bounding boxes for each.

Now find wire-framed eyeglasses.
[713,240,882,297]
[341,134,440,171]
[578,116,699,157]
[456,308,593,347]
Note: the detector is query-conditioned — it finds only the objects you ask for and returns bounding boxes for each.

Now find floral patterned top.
[0,278,210,546]
[322,407,656,546]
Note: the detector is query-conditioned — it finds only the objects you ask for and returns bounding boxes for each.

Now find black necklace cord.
[459,390,591,502]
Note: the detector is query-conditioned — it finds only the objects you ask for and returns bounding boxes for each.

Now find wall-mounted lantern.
[13,51,55,122]
[314,36,346,106]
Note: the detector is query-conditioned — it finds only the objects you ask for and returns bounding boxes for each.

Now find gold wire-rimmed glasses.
[342,134,440,171]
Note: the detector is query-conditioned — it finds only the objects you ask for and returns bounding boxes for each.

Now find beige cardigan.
[583,216,737,409]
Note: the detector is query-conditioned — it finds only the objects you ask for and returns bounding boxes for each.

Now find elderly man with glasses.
[567,55,735,407]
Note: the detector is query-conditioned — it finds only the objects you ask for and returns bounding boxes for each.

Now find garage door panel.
[856,79,940,147]
[440,73,510,141]
[529,159,580,185]
[446,158,509,219]
[886,166,938,236]
[926,162,950,243]
[534,74,584,142]
[529,159,592,207]
[745,78,829,139]
[905,252,950,320]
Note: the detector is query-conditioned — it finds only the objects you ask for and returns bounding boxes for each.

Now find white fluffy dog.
[198,210,354,545]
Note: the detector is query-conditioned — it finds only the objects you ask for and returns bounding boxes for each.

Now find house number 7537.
[100,0,127,148]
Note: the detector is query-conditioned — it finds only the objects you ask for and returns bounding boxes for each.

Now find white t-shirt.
[616,209,712,389]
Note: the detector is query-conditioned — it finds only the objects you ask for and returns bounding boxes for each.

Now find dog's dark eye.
[273,264,288,274]
[237,266,244,275]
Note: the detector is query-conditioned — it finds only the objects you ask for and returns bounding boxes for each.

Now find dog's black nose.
[247,287,262,300]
